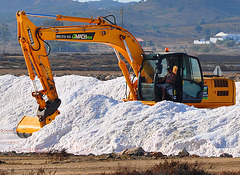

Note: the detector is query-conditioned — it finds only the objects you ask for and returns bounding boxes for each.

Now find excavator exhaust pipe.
[16,110,60,138]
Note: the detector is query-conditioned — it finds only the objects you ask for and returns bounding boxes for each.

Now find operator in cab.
[159,65,178,100]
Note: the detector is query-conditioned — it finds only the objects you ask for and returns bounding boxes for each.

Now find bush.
[198,45,210,53]
[224,40,235,47]
[101,161,210,175]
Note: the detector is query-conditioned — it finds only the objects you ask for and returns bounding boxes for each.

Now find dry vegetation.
[0,152,240,175]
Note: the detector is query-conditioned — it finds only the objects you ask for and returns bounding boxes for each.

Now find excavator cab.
[138,52,204,103]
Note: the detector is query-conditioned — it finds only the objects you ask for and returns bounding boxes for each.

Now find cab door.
[181,56,203,103]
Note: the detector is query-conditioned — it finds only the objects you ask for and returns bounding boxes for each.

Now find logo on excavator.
[56,32,95,40]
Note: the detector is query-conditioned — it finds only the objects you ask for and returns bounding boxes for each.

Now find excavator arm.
[16,11,62,137]
[16,11,145,137]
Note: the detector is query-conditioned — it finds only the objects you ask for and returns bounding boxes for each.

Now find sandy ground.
[0,154,240,174]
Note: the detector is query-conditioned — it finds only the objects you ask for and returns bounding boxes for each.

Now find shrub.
[101,161,210,175]
[224,40,235,47]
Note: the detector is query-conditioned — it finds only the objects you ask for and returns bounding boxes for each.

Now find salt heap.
[1,74,240,157]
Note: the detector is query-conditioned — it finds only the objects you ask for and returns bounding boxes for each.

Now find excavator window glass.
[138,59,158,100]
[156,58,168,78]
[190,58,202,82]
[182,56,203,103]
[140,59,157,83]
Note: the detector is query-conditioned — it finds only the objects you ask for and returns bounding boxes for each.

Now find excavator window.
[182,56,203,103]
[138,53,204,103]
[156,59,168,79]
[138,59,157,100]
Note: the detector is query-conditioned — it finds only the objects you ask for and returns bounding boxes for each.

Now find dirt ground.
[0,153,240,175]
[1,68,240,81]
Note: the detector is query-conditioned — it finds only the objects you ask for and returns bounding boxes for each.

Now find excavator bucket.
[16,116,43,138]
[16,110,60,138]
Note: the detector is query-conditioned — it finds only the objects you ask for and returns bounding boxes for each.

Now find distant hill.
[0,0,132,15]
[118,0,240,30]
[1,0,240,45]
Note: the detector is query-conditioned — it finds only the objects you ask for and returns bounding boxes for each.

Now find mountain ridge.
[0,0,240,44]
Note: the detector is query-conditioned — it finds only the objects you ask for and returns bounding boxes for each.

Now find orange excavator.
[16,11,235,138]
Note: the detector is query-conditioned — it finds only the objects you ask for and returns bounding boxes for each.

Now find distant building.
[193,38,210,44]
[210,32,227,43]
[194,32,240,44]
[224,33,240,43]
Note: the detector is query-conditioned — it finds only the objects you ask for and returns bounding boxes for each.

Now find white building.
[223,34,240,43]
[194,32,240,44]
[210,32,227,43]
[193,38,211,44]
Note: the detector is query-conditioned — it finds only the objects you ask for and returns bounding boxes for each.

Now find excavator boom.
[16,11,145,137]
